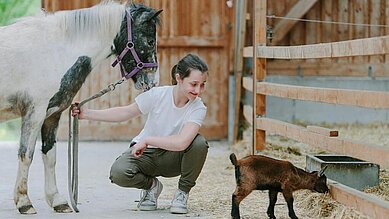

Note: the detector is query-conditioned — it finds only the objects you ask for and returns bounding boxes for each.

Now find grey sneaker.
[137,178,163,211]
[170,189,189,214]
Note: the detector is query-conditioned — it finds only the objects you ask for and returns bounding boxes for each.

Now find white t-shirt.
[132,86,207,147]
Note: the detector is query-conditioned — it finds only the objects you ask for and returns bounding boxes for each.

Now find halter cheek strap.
[112,9,158,79]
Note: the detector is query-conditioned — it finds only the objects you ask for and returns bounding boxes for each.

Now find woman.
[72,54,209,214]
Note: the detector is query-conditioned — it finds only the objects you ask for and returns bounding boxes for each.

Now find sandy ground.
[0,123,388,218]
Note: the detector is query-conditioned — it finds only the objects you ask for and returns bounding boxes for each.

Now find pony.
[0,1,162,214]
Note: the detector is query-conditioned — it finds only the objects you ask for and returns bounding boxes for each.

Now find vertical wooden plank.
[74,0,79,9]
[321,0,332,65]
[244,0,253,46]
[289,21,304,46]
[352,0,368,68]
[169,0,176,37]
[252,0,266,153]
[225,0,234,72]
[304,0,319,69]
[191,0,200,37]
[378,0,386,65]
[233,0,247,143]
[183,0,190,36]
[160,0,169,38]
[331,0,339,43]
[383,0,389,64]
[369,0,383,64]
[59,0,65,10]
[42,0,47,11]
[287,0,306,46]
[201,0,212,36]
[337,0,349,41]
[52,0,58,11]
[212,0,221,37]
[305,1,318,44]
[338,0,350,65]
[267,0,286,45]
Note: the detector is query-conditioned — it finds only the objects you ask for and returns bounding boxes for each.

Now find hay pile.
[158,123,388,218]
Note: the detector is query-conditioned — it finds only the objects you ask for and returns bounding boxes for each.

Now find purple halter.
[112,9,158,79]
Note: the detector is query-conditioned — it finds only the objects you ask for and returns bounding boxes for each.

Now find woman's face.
[177,70,208,101]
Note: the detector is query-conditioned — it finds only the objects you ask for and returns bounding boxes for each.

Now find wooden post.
[233,0,247,143]
[252,0,266,153]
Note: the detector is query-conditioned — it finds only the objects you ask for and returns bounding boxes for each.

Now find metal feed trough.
[306,154,380,191]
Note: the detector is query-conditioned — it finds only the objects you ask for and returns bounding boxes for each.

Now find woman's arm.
[72,102,142,122]
[131,122,200,157]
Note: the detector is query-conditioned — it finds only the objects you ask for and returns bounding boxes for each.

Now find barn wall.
[42,0,232,140]
[255,0,389,77]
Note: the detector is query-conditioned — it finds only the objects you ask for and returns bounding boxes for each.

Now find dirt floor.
[158,123,389,219]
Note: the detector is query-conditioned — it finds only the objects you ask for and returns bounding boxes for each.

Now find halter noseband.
[112,9,158,80]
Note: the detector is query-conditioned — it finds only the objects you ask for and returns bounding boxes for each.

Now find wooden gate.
[42,0,233,140]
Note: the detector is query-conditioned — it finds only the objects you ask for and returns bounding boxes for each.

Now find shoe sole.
[170,207,188,214]
[139,205,157,211]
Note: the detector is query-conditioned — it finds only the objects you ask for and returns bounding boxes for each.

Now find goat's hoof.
[18,205,37,214]
[267,214,276,219]
[54,203,73,213]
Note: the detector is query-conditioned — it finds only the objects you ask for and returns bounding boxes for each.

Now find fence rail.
[244,35,389,59]
[243,77,389,109]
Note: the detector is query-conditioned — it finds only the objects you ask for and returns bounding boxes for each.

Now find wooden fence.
[240,1,389,218]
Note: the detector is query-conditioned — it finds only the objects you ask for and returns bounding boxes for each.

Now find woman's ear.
[175,73,181,83]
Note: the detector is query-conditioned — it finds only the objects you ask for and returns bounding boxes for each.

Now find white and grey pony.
[0,1,161,214]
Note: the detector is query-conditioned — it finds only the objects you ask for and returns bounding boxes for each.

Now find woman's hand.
[131,140,148,158]
[71,102,87,119]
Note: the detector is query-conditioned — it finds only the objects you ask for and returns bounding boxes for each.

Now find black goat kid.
[230,153,329,219]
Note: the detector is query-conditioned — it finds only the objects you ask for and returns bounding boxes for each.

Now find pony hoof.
[18,205,37,214]
[54,203,73,213]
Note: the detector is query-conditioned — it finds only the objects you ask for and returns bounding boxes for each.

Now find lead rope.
[67,77,125,212]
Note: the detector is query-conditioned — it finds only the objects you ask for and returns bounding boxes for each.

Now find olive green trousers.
[109,134,209,193]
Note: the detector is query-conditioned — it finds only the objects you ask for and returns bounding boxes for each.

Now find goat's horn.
[318,165,328,176]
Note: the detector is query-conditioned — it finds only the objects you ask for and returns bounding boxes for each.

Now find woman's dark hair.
[171,54,208,85]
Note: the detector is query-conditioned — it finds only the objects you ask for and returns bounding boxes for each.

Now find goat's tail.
[230,153,238,166]
[230,153,241,184]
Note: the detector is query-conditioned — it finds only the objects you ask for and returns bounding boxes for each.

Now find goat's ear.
[318,166,328,177]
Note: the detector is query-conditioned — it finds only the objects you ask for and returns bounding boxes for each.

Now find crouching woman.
[72,54,209,214]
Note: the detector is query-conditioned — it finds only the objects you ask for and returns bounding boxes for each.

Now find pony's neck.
[55,2,125,65]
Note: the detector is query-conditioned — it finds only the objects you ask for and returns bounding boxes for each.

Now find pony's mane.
[55,1,125,41]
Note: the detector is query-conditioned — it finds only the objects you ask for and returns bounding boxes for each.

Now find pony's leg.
[14,109,45,214]
[41,113,72,213]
